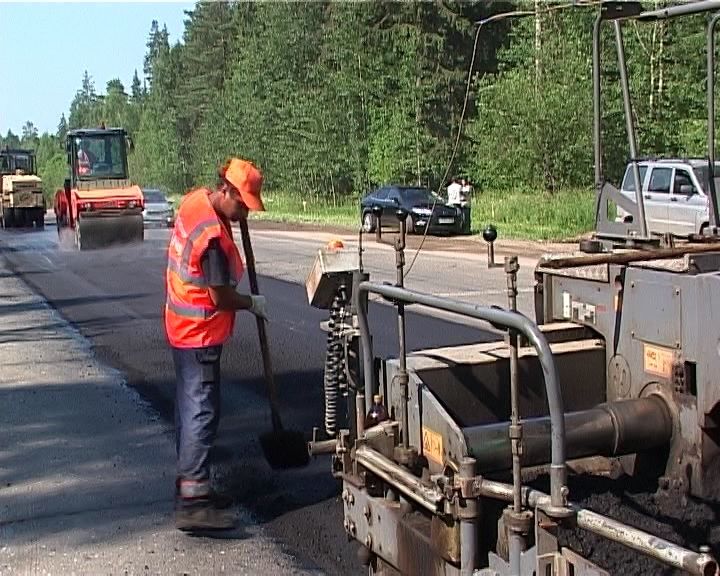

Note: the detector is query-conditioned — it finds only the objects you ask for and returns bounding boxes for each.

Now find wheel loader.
[0,148,45,229]
[54,127,144,250]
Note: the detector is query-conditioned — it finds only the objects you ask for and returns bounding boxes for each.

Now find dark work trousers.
[452,205,471,235]
[172,345,223,484]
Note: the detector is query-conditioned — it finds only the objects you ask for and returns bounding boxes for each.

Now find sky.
[0,1,195,136]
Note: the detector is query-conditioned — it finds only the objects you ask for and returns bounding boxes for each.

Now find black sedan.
[360,185,458,235]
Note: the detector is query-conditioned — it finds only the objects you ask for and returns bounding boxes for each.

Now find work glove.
[249,294,269,321]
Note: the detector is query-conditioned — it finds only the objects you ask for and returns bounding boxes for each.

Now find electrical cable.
[403,0,602,279]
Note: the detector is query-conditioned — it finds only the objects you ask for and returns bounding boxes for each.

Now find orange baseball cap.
[326,239,344,251]
[223,158,265,212]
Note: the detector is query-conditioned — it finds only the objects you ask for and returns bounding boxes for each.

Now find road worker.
[76,141,94,176]
[165,157,268,531]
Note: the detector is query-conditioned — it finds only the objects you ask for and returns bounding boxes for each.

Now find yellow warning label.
[643,344,674,379]
[422,426,444,465]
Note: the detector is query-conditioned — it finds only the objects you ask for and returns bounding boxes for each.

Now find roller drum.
[76,212,144,250]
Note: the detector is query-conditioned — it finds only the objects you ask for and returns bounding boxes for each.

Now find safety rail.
[354,281,568,512]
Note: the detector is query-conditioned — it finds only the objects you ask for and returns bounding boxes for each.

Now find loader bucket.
[75,213,144,250]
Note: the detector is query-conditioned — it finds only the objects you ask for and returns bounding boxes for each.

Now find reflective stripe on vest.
[166,259,208,287]
[179,217,221,274]
[164,189,244,348]
[165,298,214,319]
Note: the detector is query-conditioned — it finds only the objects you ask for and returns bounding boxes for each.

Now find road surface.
[1,219,533,575]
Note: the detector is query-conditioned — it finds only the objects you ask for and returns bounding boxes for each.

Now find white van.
[616,159,719,236]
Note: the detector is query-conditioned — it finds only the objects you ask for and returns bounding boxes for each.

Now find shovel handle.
[238,218,283,432]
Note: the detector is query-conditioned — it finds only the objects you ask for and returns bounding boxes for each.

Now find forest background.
[2,1,711,239]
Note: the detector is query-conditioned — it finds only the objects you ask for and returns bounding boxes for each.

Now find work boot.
[175,478,235,510]
[175,502,236,532]
[208,489,234,510]
[175,478,233,510]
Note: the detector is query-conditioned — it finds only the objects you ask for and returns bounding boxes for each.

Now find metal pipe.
[505,257,523,575]
[506,257,521,514]
[593,12,602,189]
[355,280,374,414]
[577,508,718,576]
[356,282,567,510]
[308,438,337,456]
[709,15,718,168]
[463,396,673,473]
[356,393,366,439]
[395,219,409,450]
[639,0,720,21]
[487,241,496,268]
[539,241,720,270]
[614,20,648,238]
[355,445,443,512]
[459,458,479,575]
[508,532,522,576]
[477,479,719,576]
[708,14,720,229]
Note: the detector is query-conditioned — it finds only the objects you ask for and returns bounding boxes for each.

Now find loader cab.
[0,149,36,176]
[67,129,129,186]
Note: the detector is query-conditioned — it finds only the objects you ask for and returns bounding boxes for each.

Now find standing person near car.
[459,178,473,234]
[447,177,469,234]
[165,157,268,531]
[447,177,462,206]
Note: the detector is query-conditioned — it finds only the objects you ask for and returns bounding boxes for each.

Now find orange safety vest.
[165,188,245,348]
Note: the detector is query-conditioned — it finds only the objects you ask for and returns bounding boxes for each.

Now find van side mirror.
[679,184,694,195]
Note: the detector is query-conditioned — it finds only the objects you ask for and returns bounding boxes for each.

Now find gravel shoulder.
[249,218,577,259]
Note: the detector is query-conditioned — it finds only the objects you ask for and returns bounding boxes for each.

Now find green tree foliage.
[467,4,714,192]
[1,130,21,149]
[15,1,720,206]
[131,70,144,102]
[57,114,68,142]
[68,72,103,129]
[35,134,66,200]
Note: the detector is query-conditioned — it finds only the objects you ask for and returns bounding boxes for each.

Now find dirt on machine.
[54,127,144,250]
[0,148,46,230]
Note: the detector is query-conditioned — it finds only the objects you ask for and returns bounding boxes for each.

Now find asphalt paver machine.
[306,2,720,574]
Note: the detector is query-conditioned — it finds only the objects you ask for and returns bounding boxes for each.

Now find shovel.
[238,217,309,469]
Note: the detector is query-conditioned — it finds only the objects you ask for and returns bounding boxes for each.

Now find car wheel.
[362,211,376,233]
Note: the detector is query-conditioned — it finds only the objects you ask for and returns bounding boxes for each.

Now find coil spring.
[324,291,348,437]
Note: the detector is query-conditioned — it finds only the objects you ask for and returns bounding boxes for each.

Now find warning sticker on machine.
[643,344,674,379]
[422,426,444,465]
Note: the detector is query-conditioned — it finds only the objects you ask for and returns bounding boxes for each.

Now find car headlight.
[411,207,432,216]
